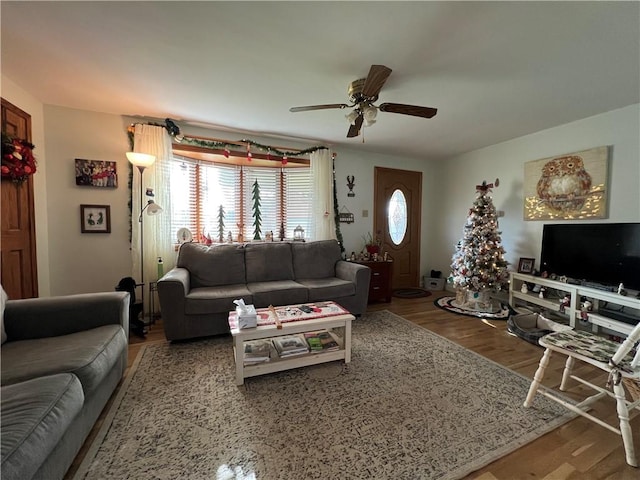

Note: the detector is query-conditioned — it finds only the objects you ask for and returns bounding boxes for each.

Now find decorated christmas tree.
[217,204,225,242]
[450,180,509,296]
[251,179,262,240]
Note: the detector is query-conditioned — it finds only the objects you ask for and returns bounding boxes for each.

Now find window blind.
[170,155,312,242]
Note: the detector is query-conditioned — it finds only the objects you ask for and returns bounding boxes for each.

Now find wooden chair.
[524,322,640,467]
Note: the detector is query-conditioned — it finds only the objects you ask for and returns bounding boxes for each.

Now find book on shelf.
[272,334,309,357]
[303,330,340,352]
[243,339,272,364]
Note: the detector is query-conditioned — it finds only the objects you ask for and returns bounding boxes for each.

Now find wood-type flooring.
[65,292,639,479]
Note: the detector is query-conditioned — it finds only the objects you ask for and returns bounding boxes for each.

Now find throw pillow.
[1,286,7,344]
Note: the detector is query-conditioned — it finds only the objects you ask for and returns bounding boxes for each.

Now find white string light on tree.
[449,179,509,311]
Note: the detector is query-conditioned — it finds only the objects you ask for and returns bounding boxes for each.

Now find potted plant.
[362,232,380,255]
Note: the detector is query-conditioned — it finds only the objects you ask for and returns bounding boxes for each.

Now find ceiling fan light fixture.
[345,110,360,125]
[362,104,377,127]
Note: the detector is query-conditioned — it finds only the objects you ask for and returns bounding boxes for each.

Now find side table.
[354,260,393,303]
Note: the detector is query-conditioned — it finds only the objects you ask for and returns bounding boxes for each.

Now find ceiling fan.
[289,64,438,138]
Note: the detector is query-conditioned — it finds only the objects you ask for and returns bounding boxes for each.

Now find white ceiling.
[2,1,639,160]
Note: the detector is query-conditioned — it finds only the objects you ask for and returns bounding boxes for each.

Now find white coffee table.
[228,302,354,385]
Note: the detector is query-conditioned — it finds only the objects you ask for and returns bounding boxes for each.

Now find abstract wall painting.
[523,146,609,220]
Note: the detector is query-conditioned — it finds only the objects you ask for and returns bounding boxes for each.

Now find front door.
[1,98,38,299]
[374,167,422,289]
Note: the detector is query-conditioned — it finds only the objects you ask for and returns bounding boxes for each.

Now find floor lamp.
[126,152,162,324]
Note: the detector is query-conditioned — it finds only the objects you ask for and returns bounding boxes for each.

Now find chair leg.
[524,348,552,407]
[559,356,575,391]
[612,376,638,467]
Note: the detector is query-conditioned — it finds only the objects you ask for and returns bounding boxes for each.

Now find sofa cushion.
[245,243,294,283]
[292,240,341,279]
[178,243,246,288]
[1,373,84,480]
[0,325,126,397]
[296,277,356,301]
[247,280,308,307]
[185,285,253,315]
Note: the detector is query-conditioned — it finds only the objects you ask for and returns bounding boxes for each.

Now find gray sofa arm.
[336,260,371,315]
[157,267,190,340]
[336,260,369,283]
[4,291,129,342]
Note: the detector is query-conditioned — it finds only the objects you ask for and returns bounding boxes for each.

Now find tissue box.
[424,277,445,291]
[237,304,257,329]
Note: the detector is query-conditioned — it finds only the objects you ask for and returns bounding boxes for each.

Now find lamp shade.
[126,152,156,168]
[146,200,163,216]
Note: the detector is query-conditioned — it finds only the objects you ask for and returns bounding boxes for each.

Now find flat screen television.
[540,223,640,291]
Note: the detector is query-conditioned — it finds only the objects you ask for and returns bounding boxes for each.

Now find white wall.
[11,107,440,296]
[332,149,443,280]
[4,89,636,297]
[42,106,134,295]
[1,76,52,296]
[432,104,640,280]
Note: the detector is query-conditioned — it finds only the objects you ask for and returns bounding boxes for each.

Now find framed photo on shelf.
[80,204,111,233]
[517,257,535,274]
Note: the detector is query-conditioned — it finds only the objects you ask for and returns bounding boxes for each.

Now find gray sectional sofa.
[0,291,129,480]
[157,239,371,341]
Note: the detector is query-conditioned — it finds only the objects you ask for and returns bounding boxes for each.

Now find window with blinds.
[170,156,312,242]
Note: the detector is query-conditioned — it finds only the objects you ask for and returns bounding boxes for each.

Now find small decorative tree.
[217,204,225,242]
[450,179,509,309]
[251,179,262,240]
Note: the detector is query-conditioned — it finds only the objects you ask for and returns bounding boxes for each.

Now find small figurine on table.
[559,294,570,313]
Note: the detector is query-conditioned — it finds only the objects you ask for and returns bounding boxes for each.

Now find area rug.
[392,287,432,298]
[435,296,515,320]
[73,311,574,480]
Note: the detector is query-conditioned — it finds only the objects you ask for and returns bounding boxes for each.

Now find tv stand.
[509,272,640,336]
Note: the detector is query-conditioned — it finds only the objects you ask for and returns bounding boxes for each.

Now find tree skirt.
[392,288,432,299]
[434,296,514,320]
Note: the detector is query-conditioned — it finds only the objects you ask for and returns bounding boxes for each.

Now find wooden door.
[374,167,422,289]
[1,98,38,299]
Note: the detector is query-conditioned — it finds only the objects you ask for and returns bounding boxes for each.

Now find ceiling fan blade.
[347,115,364,138]
[289,103,349,113]
[362,65,392,99]
[379,103,438,118]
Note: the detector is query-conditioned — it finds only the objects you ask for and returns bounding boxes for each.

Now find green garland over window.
[332,153,345,257]
[127,120,340,249]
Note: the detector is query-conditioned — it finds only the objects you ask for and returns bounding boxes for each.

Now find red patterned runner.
[228,301,349,329]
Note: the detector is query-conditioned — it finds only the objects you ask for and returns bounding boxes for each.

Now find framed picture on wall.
[517,257,535,274]
[523,146,608,221]
[80,204,111,233]
[75,159,118,187]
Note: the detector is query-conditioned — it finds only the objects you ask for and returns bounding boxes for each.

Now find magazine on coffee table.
[303,330,340,352]
[272,334,309,357]
[243,339,272,364]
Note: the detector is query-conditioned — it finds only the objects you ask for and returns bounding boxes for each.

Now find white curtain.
[310,149,336,241]
[131,124,173,315]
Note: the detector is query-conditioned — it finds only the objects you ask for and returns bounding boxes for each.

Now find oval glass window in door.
[388,189,407,245]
